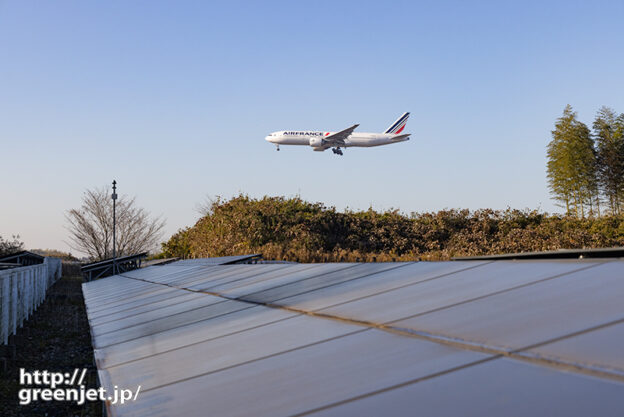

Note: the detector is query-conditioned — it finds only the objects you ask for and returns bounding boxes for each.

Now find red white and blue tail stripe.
[384,112,410,134]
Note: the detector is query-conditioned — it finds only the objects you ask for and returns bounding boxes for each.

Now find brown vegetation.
[31,249,80,262]
[161,195,624,262]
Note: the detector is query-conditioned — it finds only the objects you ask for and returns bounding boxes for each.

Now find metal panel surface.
[85,285,183,315]
[153,264,260,286]
[315,260,598,324]
[125,265,218,284]
[305,357,624,417]
[95,306,298,368]
[122,264,276,291]
[99,314,363,392]
[89,291,205,325]
[87,289,203,321]
[83,276,156,301]
[84,266,256,312]
[523,321,624,375]
[218,263,358,298]
[238,263,410,305]
[181,264,295,291]
[91,298,252,348]
[82,259,624,417]
[82,274,142,294]
[170,255,260,265]
[270,261,489,312]
[90,290,226,335]
[391,262,624,351]
[107,265,249,292]
[108,329,488,417]
[116,264,206,280]
[83,280,172,307]
[202,263,321,293]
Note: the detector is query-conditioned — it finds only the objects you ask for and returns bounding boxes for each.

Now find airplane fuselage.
[265,131,409,148]
[265,112,411,155]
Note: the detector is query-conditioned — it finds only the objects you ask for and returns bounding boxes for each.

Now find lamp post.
[112,180,118,274]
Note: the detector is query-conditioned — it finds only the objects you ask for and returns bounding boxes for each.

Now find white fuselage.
[265,131,409,148]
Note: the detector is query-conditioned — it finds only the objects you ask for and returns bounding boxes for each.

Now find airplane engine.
[309,137,326,148]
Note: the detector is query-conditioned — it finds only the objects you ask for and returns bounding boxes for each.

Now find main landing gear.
[332,147,343,156]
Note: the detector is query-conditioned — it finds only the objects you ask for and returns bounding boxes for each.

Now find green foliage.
[547,105,598,217]
[160,228,192,258]
[593,107,624,215]
[547,105,624,217]
[160,195,624,262]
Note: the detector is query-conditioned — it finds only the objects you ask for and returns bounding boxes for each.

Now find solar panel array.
[82,259,624,416]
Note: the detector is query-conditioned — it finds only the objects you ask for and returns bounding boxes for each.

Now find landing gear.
[332,147,343,156]
[276,145,280,151]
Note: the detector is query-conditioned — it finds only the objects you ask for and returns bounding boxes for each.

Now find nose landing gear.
[332,147,343,156]
[276,145,280,151]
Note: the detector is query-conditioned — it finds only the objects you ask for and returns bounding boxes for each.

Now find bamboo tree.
[593,107,624,215]
[547,105,597,217]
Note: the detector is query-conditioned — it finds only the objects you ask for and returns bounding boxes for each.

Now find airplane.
[265,112,410,156]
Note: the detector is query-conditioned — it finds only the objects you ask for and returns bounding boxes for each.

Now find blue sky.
[2,0,624,254]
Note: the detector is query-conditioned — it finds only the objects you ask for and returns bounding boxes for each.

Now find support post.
[112,180,118,275]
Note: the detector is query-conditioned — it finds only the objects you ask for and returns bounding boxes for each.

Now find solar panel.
[82,258,624,416]
[95,306,296,369]
[391,262,624,353]
[263,261,488,311]
[99,314,363,393]
[216,263,357,298]
[314,260,599,324]
[522,321,624,376]
[113,329,487,417]
[304,357,624,417]
[238,262,406,304]
[92,297,253,349]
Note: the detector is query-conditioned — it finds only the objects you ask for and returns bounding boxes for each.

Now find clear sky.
[2,0,624,255]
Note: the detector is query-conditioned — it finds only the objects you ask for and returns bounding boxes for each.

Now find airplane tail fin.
[384,112,410,134]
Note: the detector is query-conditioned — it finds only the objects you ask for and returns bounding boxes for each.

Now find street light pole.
[112,180,118,274]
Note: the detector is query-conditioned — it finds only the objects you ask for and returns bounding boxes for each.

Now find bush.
[0,235,24,256]
[161,195,624,262]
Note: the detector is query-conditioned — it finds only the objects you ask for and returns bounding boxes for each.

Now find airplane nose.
[265,135,273,142]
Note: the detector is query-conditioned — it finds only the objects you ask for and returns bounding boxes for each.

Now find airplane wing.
[324,124,359,146]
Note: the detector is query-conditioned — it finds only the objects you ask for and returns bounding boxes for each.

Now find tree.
[593,107,624,215]
[161,228,192,258]
[547,105,598,217]
[0,235,24,256]
[66,187,165,261]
